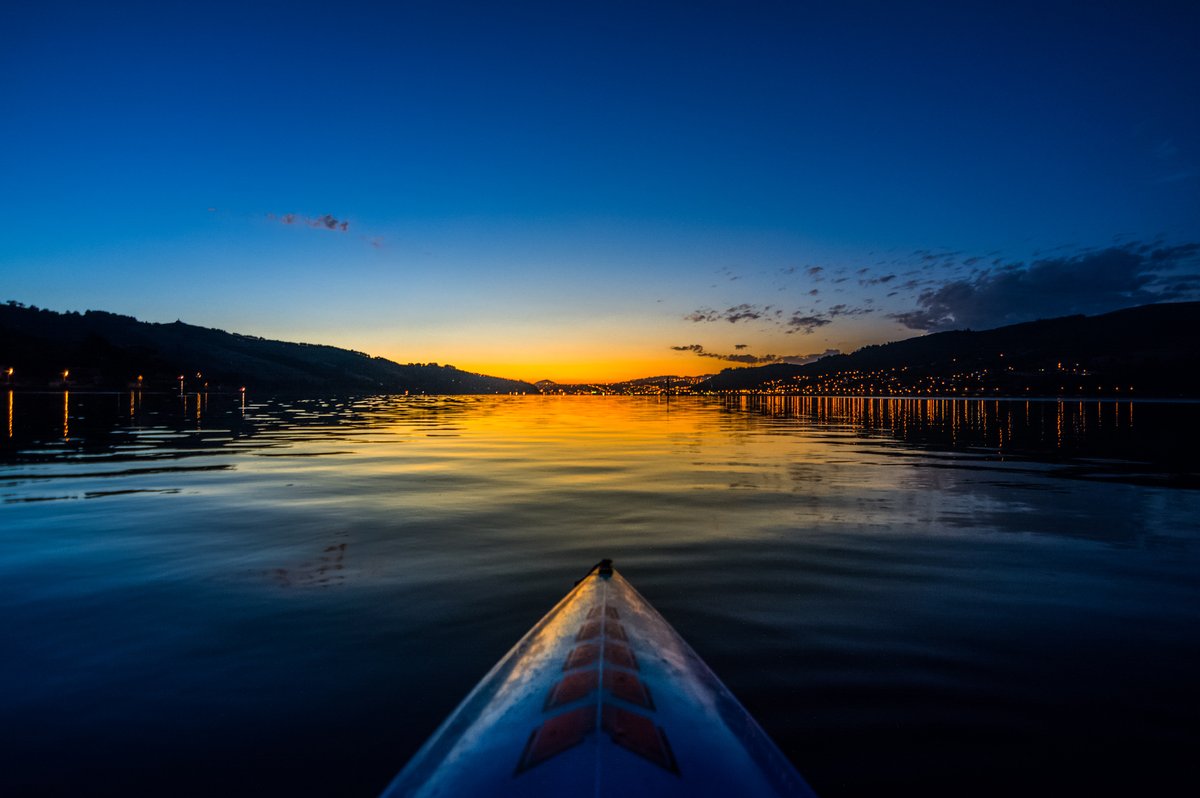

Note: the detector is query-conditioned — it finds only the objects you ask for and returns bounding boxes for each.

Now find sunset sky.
[3,1,1198,382]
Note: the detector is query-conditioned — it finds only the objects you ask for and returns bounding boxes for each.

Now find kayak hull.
[381,563,816,797]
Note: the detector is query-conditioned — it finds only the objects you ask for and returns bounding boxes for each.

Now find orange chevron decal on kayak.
[563,643,599,670]
[604,669,654,709]
[517,599,678,776]
[515,706,597,773]
[544,670,599,709]
[603,642,637,670]
[602,704,678,773]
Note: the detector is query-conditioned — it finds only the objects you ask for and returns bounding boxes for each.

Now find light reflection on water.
[1,393,1198,797]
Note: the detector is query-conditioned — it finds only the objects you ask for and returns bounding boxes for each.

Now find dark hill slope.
[0,303,535,394]
[698,302,1200,396]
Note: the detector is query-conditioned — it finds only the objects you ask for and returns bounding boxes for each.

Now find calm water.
[2,392,1198,797]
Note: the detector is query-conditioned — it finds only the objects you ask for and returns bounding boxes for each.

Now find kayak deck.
[381,561,816,797]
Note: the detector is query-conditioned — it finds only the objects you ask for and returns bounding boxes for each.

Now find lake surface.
[2,392,1198,797]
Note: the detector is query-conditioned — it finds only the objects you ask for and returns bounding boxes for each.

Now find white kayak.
[380,560,818,797]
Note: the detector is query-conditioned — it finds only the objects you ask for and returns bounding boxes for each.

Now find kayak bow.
[381,560,817,797]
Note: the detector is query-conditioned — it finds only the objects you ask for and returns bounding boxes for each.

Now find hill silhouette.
[697,302,1200,397]
[0,302,536,394]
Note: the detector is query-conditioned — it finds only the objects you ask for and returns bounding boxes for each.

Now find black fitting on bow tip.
[575,558,615,585]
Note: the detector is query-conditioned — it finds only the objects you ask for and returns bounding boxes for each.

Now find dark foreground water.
[2,392,1198,797]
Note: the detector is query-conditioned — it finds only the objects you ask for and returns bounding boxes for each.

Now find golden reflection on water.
[731,395,1137,452]
[180,392,205,425]
[0,392,1167,499]
[0,393,1150,457]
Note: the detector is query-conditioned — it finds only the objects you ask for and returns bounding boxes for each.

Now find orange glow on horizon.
[446,357,715,385]
[239,314,885,386]
[367,341,726,385]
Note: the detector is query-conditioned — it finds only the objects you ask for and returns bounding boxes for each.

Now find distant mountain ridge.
[5,300,1196,398]
[0,302,536,394]
[697,302,1200,397]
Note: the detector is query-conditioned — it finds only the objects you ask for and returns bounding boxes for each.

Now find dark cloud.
[827,303,872,317]
[724,304,762,322]
[671,344,775,363]
[734,344,748,349]
[721,353,780,364]
[315,213,348,231]
[859,273,896,287]
[912,249,960,264]
[269,212,350,232]
[786,314,833,334]
[779,348,842,365]
[778,302,873,335]
[670,344,841,366]
[892,243,1200,331]
[685,304,767,323]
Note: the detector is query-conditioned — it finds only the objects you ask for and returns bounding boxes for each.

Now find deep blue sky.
[3,1,1198,380]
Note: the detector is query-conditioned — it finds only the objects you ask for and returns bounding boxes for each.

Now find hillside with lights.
[695,302,1200,398]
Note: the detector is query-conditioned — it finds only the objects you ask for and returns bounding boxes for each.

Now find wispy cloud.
[1146,137,1196,184]
[1154,139,1180,160]
[1152,170,1197,184]
[269,212,350,232]
[784,303,873,334]
[688,300,873,334]
[891,242,1200,331]
[670,344,840,365]
[859,273,896,287]
[786,314,832,334]
[685,304,773,323]
[827,304,873,317]
[670,343,776,363]
[779,348,841,365]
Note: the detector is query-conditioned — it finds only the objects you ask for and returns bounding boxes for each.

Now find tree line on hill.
[4,300,1197,398]
[0,302,536,394]
[695,302,1200,397]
